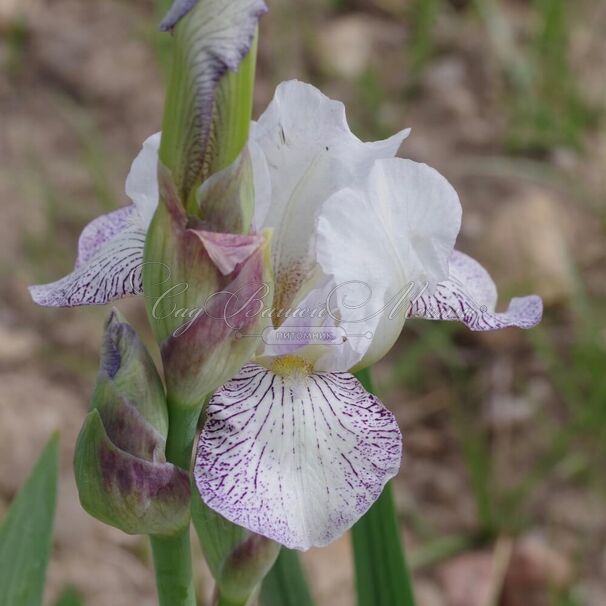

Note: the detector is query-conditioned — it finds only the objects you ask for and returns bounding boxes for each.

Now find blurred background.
[1,0,605,604]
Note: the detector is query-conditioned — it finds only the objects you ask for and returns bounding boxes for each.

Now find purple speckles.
[408,250,543,331]
[76,205,137,269]
[194,364,402,550]
[29,225,146,307]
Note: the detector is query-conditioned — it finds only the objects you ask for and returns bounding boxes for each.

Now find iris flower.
[30,80,542,550]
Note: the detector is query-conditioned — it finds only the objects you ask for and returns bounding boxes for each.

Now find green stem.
[260,548,315,606]
[150,402,201,606]
[214,589,258,606]
[165,399,202,469]
[151,531,196,606]
[353,368,415,606]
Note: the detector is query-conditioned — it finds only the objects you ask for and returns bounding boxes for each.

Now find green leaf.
[53,586,84,606]
[352,369,415,606]
[260,549,315,606]
[0,434,60,606]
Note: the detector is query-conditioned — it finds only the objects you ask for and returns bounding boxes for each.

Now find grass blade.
[260,548,315,606]
[352,369,415,606]
[53,587,85,606]
[0,434,60,606]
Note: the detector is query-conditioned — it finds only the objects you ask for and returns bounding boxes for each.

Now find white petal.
[253,269,371,373]
[29,226,146,307]
[408,250,543,330]
[249,138,272,229]
[76,205,137,268]
[316,157,461,368]
[195,363,402,551]
[125,132,161,228]
[251,80,409,311]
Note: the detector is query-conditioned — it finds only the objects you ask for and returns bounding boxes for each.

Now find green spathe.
[75,410,190,536]
[160,224,273,409]
[196,148,256,234]
[158,1,263,205]
[74,310,190,536]
[193,496,280,606]
[94,309,168,438]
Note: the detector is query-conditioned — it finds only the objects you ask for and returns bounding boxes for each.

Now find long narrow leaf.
[260,548,315,606]
[0,434,60,606]
[53,587,85,606]
[352,369,415,606]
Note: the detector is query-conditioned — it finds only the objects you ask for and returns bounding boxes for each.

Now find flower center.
[271,355,313,378]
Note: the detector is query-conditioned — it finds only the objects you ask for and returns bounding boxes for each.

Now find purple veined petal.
[76,205,138,268]
[195,363,402,551]
[29,225,146,307]
[408,250,543,330]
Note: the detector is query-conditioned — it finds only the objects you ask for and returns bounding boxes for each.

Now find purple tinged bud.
[75,410,190,536]
[192,498,279,604]
[74,310,190,536]
[95,309,168,439]
[159,0,199,32]
[102,329,122,379]
[160,229,273,407]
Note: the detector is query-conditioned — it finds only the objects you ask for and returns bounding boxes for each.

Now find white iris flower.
[30,80,542,550]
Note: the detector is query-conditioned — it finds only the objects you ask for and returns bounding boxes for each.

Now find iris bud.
[74,310,190,536]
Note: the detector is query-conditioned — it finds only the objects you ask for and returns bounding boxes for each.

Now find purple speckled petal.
[195,364,402,551]
[29,225,146,307]
[76,205,137,268]
[408,250,543,330]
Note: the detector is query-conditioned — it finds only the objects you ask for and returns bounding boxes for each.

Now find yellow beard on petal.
[271,355,314,379]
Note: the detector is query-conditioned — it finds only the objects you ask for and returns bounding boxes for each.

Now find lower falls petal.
[195,363,402,551]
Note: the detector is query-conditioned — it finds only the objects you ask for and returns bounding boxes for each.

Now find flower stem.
[151,531,196,606]
[164,399,202,470]
[213,589,257,606]
[150,401,202,606]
